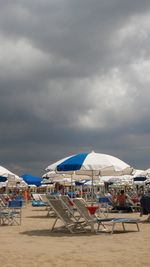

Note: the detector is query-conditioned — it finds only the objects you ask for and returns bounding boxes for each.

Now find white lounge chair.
[73,198,140,234]
[48,199,86,233]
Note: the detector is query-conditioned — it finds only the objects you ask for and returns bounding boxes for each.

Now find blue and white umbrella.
[46,151,133,176]
[46,151,133,202]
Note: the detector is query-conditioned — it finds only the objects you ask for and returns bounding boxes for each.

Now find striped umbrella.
[46,151,133,203]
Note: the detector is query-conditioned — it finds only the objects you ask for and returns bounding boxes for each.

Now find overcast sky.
[1,0,150,176]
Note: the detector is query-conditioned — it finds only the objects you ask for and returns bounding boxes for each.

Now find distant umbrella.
[0,166,20,181]
[21,174,42,187]
[0,176,7,182]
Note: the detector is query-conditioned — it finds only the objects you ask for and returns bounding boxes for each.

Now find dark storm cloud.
[1,0,150,175]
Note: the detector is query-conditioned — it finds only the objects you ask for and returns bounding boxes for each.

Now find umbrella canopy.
[0,166,20,181]
[133,176,148,185]
[140,168,150,178]
[132,169,145,177]
[46,151,133,176]
[46,151,133,203]
[133,176,147,182]
[42,171,65,179]
[21,174,42,187]
[0,176,7,182]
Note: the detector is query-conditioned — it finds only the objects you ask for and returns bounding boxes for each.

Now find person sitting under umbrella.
[113,190,133,212]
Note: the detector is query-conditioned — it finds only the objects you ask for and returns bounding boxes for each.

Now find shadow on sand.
[20,227,138,237]
[20,228,94,237]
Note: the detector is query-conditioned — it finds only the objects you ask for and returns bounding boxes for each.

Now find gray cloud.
[1,0,150,176]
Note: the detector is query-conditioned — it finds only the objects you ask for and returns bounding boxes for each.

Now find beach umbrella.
[0,176,7,182]
[21,174,42,187]
[140,168,150,178]
[133,176,148,186]
[46,151,133,202]
[0,166,24,191]
[0,166,20,181]
[46,151,133,176]
[42,171,66,179]
[132,169,145,177]
[43,170,90,193]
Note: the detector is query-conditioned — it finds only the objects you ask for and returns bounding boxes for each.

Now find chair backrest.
[60,195,74,208]
[48,199,73,225]
[98,197,111,204]
[73,198,93,221]
[32,194,41,201]
[0,195,8,206]
[39,194,49,204]
[8,200,23,208]
[98,197,114,211]
[0,197,6,208]
[46,194,59,201]
[59,195,76,216]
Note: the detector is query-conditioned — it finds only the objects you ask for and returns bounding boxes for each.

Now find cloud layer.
[1,0,150,175]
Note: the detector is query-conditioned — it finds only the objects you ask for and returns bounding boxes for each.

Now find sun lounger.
[73,198,140,234]
[39,194,49,205]
[48,199,86,233]
[31,193,47,207]
[59,195,77,216]
[32,193,41,201]
[98,197,113,217]
[43,194,60,217]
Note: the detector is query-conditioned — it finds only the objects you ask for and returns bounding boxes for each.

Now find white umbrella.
[42,171,66,179]
[132,169,145,177]
[140,168,150,178]
[43,170,91,193]
[0,166,20,181]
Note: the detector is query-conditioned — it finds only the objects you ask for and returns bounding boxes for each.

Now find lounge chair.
[0,199,23,225]
[32,193,41,201]
[0,208,13,225]
[98,197,113,217]
[59,195,77,217]
[44,194,60,217]
[73,198,107,232]
[39,194,49,205]
[73,198,140,234]
[8,200,23,225]
[48,199,86,233]
[31,193,47,207]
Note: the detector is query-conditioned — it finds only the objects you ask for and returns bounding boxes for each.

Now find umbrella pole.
[81,185,83,198]
[71,173,73,198]
[91,170,94,205]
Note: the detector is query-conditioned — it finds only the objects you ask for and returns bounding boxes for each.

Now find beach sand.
[0,204,150,267]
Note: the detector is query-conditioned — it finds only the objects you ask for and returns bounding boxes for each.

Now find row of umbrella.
[1,151,150,193]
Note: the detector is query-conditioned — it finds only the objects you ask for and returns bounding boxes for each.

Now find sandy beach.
[0,205,150,267]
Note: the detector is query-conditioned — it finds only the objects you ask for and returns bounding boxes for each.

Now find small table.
[87,205,99,215]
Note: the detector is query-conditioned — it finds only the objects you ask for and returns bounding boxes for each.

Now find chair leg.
[136,223,140,231]
[90,224,95,233]
[51,217,58,231]
[97,222,109,233]
[122,222,126,232]
[111,222,115,234]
